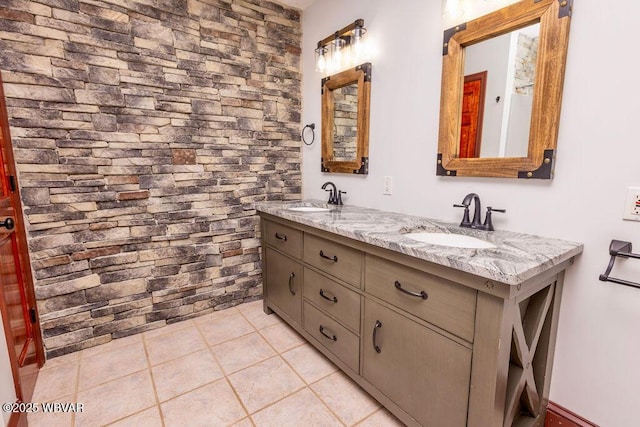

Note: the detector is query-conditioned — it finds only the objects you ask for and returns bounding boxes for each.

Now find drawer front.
[303,268,361,333]
[264,220,302,259]
[265,248,303,326]
[362,299,471,427]
[303,234,363,288]
[303,301,359,373]
[365,255,476,342]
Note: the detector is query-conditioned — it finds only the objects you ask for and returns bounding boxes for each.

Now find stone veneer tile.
[0,0,302,357]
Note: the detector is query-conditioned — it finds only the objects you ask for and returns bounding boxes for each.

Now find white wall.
[301,1,640,426]
[0,316,16,427]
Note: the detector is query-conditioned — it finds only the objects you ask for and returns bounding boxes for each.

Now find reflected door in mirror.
[460,72,486,158]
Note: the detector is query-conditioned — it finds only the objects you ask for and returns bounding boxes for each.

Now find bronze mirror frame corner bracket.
[321,62,372,175]
[437,0,572,179]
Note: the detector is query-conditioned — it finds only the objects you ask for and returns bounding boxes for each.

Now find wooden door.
[459,71,487,158]
[0,71,44,417]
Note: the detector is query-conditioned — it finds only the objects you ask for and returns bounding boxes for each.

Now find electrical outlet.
[383,176,393,195]
[622,187,640,221]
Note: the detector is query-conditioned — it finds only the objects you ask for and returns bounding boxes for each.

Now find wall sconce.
[315,19,368,76]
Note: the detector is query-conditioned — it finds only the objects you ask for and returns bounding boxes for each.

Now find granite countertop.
[254,200,584,286]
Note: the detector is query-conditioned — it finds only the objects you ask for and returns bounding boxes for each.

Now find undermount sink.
[403,232,496,249]
[286,206,331,213]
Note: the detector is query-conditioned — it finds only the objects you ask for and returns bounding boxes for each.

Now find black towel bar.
[599,240,640,289]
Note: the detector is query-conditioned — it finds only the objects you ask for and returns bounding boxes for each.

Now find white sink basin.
[403,232,496,249]
[287,206,331,213]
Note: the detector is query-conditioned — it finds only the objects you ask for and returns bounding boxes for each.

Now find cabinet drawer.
[365,255,476,342]
[264,220,302,259]
[303,268,360,333]
[363,299,471,427]
[303,302,359,373]
[304,234,363,288]
[265,248,303,326]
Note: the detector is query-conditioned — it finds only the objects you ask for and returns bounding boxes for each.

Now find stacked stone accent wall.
[0,0,302,358]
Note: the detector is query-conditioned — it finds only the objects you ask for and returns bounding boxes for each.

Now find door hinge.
[8,175,16,193]
[29,308,36,324]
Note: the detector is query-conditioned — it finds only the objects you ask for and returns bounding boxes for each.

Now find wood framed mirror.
[322,63,371,174]
[437,0,572,179]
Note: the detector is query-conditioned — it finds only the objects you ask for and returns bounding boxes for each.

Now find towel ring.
[302,123,315,146]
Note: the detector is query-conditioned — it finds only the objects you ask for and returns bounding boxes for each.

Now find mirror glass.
[461,23,540,158]
[332,82,359,161]
[437,0,572,179]
[321,63,371,175]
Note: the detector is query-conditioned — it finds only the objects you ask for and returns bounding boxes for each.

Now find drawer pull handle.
[372,320,383,353]
[319,250,338,262]
[319,289,338,303]
[275,232,287,241]
[394,280,428,300]
[319,325,337,341]
[288,272,296,295]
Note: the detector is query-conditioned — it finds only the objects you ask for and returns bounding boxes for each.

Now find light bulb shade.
[315,46,328,73]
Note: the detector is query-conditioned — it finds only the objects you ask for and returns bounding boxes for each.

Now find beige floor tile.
[240,304,282,330]
[258,322,305,353]
[78,341,148,391]
[231,418,255,427]
[197,312,255,347]
[281,343,338,384]
[81,333,142,359]
[75,370,156,427]
[142,319,194,340]
[41,351,80,371]
[108,405,163,426]
[211,332,276,374]
[311,371,381,425]
[152,349,223,402]
[237,299,263,312]
[161,379,246,427]
[31,360,79,402]
[144,326,207,366]
[194,305,240,323]
[228,356,304,414]
[251,388,342,427]
[356,408,405,426]
[27,394,75,427]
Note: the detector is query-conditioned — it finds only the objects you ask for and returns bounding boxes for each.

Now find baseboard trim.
[546,401,599,427]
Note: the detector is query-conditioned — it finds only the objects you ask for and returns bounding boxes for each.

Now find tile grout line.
[141,331,166,427]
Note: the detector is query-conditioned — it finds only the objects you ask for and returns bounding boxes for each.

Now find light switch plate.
[383,176,392,195]
[622,187,640,221]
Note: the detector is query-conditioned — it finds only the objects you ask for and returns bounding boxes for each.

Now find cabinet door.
[265,247,303,325]
[363,299,472,427]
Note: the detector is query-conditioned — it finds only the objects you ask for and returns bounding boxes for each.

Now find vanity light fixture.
[315,19,368,76]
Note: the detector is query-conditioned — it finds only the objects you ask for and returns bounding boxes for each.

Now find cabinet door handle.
[394,280,428,300]
[275,232,287,241]
[372,320,383,353]
[319,289,338,303]
[319,250,338,262]
[319,325,337,341]
[288,272,296,295]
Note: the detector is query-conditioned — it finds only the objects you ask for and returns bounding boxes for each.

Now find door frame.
[0,70,45,420]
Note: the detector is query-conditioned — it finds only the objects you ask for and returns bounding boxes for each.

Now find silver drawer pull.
[394,280,428,300]
[319,289,338,303]
[275,232,287,241]
[288,272,296,295]
[319,250,338,262]
[372,320,382,353]
[319,325,337,341]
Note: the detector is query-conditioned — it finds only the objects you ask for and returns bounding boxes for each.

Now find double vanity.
[255,200,582,427]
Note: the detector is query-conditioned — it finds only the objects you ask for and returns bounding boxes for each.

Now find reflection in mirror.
[332,83,359,161]
[321,63,371,174]
[437,0,573,179]
[462,23,539,158]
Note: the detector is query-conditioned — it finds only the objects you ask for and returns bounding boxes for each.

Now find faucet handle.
[453,204,471,227]
[336,190,346,206]
[482,207,506,231]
